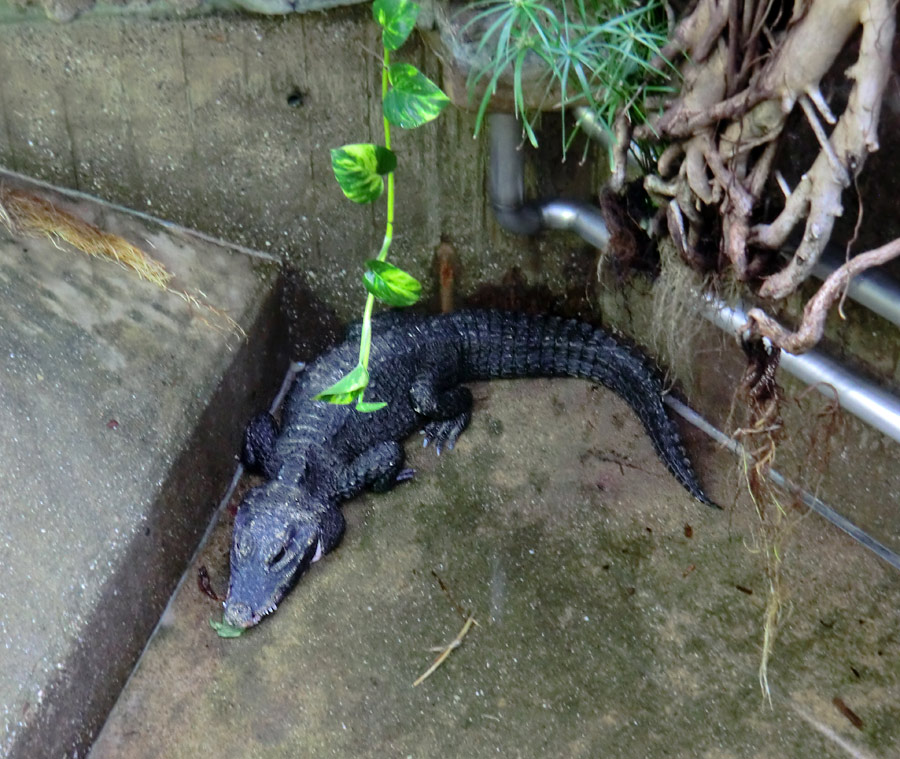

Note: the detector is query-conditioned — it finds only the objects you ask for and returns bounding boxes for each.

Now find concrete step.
[0,172,284,758]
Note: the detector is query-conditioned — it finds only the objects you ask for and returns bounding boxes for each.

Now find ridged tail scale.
[452,310,713,506]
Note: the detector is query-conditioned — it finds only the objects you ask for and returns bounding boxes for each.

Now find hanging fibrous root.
[633,0,897,354]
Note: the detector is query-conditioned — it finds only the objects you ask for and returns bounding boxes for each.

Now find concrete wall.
[0,7,602,341]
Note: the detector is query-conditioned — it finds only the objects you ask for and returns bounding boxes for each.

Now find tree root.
[633,0,897,353]
[746,235,900,352]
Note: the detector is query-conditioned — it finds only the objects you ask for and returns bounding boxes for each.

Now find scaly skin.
[224,310,714,628]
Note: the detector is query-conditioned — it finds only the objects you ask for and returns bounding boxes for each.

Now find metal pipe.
[703,297,900,443]
[487,111,900,570]
[539,199,610,249]
[488,113,543,236]
[665,396,900,572]
[813,248,900,330]
[487,111,900,445]
[489,113,609,247]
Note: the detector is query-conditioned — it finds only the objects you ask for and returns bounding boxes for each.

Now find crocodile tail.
[453,310,714,507]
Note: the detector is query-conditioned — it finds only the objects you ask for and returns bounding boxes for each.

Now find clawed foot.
[396,467,416,483]
[421,415,469,456]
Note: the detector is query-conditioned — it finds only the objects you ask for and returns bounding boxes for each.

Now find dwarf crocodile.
[223,309,714,628]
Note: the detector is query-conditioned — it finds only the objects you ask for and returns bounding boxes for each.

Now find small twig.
[413,615,478,687]
[774,171,791,200]
[748,141,779,200]
[806,85,836,125]
[431,570,468,621]
[839,173,864,318]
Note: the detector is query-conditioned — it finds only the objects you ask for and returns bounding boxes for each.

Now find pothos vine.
[315,0,449,410]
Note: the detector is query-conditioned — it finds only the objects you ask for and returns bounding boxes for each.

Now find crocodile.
[223,309,714,629]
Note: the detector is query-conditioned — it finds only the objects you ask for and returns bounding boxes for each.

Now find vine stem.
[357,46,395,389]
[379,47,394,263]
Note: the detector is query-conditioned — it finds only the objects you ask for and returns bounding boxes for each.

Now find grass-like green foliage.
[463,0,675,154]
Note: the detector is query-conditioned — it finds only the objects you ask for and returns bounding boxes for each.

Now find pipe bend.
[488,113,610,245]
[540,200,610,250]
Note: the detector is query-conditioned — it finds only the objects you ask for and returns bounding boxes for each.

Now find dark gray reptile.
[223,309,714,628]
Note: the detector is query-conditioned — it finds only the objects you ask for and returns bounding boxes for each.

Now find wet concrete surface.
[89,377,900,758]
[0,175,281,758]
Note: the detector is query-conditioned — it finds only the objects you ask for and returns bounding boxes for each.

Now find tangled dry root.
[630,0,898,353]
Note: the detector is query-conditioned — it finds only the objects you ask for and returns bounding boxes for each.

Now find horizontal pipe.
[539,199,610,249]
[703,296,900,443]
[488,112,900,446]
[665,396,900,572]
[813,248,900,330]
[487,112,900,571]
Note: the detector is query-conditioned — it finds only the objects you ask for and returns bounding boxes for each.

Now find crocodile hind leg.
[410,376,473,454]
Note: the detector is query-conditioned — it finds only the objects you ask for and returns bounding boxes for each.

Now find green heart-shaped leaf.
[356,399,388,413]
[314,363,370,405]
[373,0,419,51]
[331,144,397,203]
[383,63,449,129]
[210,618,244,638]
[363,259,421,306]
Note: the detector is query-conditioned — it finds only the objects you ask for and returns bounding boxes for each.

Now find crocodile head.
[223,481,330,629]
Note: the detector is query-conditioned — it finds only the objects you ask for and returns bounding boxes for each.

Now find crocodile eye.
[269,546,287,566]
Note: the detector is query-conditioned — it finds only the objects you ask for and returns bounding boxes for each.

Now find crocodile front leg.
[334,440,409,500]
[242,413,282,479]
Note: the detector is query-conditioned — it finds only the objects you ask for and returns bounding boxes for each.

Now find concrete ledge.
[0,174,284,758]
[0,0,370,25]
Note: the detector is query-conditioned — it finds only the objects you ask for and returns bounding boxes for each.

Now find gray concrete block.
[0,173,283,758]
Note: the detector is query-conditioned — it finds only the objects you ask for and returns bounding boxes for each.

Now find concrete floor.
[89,377,900,758]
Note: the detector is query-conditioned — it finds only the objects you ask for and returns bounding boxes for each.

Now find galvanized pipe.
[812,248,900,330]
[487,111,900,446]
[487,111,900,570]
[702,297,900,444]
[489,113,609,248]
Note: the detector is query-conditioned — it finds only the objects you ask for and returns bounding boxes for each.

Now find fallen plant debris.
[1,185,171,287]
[413,615,478,687]
[0,185,245,338]
[832,696,864,730]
